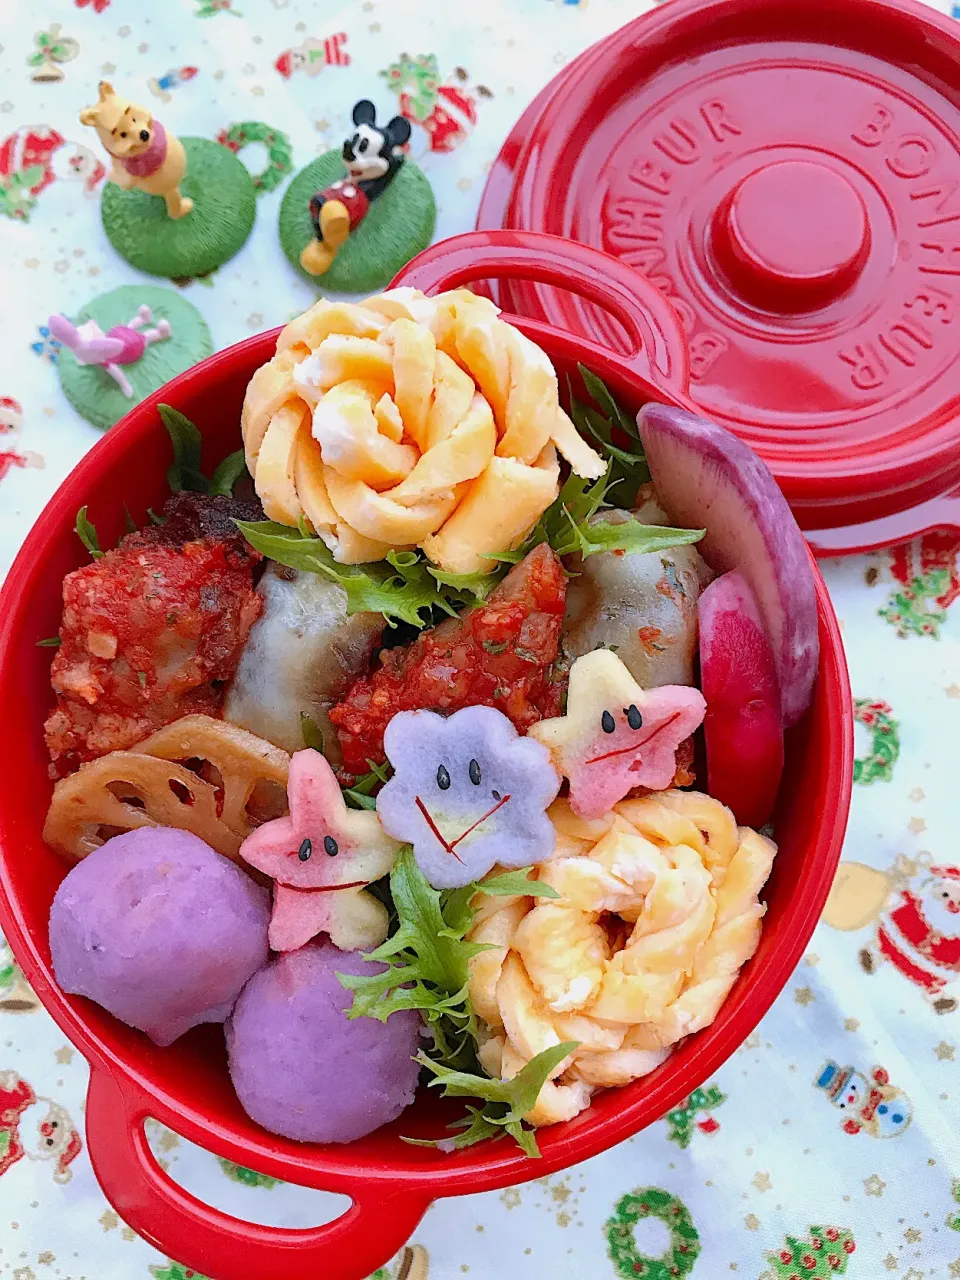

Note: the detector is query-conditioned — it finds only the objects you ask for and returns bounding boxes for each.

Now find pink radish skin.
[698,570,784,828]
[638,403,818,727]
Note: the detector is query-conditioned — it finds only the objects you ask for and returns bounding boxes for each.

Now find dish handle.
[85,1067,431,1280]
[390,229,691,397]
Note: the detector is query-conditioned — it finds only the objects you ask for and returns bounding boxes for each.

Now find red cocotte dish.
[0,233,852,1280]
[477,0,960,554]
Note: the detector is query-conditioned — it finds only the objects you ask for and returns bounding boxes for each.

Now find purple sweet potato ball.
[226,942,421,1144]
[49,827,270,1046]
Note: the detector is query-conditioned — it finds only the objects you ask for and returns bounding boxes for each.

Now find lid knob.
[712,160,869,311]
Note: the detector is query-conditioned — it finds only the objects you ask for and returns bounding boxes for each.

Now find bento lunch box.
[0,230,853,1280]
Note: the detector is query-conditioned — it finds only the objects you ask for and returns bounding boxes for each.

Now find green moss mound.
[101,137,256,279]
[57,285,213,430]
[278,153,435,294]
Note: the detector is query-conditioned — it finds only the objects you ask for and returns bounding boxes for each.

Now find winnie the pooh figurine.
[79,80,192,219]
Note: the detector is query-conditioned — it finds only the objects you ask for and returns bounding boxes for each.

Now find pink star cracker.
[238,749,400,952]
[529,650,706,819]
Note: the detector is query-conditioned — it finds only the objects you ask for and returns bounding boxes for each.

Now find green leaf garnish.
[343,789,378,811]
[486,467,703,566]
[569,516,705,560]
[417,1041,576,1112]
[570,365,651,499]
[75,506,103,559]
[159,404,207,494]
[339,847,487,1021]
[209,450,248,498]
[578,365,641,441]
[158,406,248,498]
[407,1042,579,1157]
[338,850,575,1156]
[300,712,324,754]
[477,868,560,899]
[235,521,468,628]
[36,636,61,648]
[426,565,500,601]
[343,760,393,811]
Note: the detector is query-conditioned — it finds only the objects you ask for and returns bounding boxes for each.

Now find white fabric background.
[0,2,958,1278]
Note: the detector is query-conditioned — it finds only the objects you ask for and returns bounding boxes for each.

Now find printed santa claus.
[868,865,960,1011]
[0,124,105,216]
[0,398,43,483]
[0,1070,82,1183]
[400,67,492,153]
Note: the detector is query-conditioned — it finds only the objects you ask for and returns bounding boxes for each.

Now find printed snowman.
[815,1060,912,1139]
[0,1071,82,1183]
[825,856,960,1014]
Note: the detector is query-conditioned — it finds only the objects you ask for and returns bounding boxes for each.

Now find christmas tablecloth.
[1,2,959,1278]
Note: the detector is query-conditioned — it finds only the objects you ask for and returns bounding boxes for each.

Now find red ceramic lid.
[481,0,960,541]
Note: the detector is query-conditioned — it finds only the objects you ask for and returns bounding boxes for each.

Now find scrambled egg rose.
[467,789,776,1125]
[241,288,605,573]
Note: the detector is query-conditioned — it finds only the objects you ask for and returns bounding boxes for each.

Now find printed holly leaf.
[149,1263,213,1280]
[379,52,440,120]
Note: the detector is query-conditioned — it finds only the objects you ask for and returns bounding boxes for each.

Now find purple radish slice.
[698,570,784,828]
[638,403,818,727]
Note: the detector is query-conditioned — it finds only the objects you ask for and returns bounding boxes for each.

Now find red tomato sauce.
[330,544,568,777]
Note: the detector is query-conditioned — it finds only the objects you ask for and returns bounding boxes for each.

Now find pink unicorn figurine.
[47,305,172,397]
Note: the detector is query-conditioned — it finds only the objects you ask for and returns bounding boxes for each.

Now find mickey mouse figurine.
[300,100,412,276]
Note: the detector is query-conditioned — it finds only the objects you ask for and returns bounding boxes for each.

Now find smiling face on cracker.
[238,749,400,952]
[529,649,707,820]
[376,706,561,889]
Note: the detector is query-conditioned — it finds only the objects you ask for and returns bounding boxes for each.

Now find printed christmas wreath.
[216,122,293,194]
[852,698,900,785]
[604,1187,700,1279]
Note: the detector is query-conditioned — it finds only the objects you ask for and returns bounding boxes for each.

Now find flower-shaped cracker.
[240,288,605,572]
[375,706,561,889]
[529,650,706,819]
[238,749,400,952]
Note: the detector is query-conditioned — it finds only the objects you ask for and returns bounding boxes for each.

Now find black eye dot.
[625,704,643,730]
[50,1121,58,1128]
[358,137,368,153]
[46,1138,54,1146]
[469,759,481,786]
[323,835,339,857]
[120,132,127,138]
[298,838,312,861]
[437,765,451,791]
[601,710,616,734]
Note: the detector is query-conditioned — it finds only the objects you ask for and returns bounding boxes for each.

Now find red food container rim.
[478,0,960,550]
